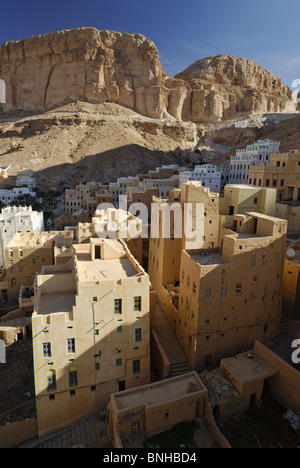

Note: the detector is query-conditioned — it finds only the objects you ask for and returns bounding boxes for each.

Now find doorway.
[119,380,125,392]
[95,245,101,259]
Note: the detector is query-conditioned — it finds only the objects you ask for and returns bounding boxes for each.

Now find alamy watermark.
[0,79,5,104]
[93,196,205,250]
[291,339,300,365]
[0,339,6,364]
[292,79,300,104]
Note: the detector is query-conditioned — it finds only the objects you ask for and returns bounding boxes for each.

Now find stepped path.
[17,413,111,448]
[152,297,192,378]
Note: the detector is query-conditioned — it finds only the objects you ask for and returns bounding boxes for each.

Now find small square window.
[235,284,242,295]
[95,362,100,371]
[116,358,122,367]
[117,326,122,333]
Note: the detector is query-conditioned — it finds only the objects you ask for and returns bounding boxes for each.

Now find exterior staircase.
[168,361,193,378]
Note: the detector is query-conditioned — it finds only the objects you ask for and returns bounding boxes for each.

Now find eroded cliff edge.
[0,27,296,121]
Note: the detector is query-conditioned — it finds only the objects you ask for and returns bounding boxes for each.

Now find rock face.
[175,55,296,122]
[0,28,296,121]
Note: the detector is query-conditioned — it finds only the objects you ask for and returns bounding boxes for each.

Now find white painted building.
[179,165,230,191]
[229,139,280,184]
[15,177,36,189]
[0,187,36,205]
[0,206,44,269]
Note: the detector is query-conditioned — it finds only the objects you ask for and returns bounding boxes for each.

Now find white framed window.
[42,342,51,358]
[67,338,75,354]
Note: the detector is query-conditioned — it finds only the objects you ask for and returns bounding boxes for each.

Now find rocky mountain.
[0,27,296,122]
[175,55,296,121]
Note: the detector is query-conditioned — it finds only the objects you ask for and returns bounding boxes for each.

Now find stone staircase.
[18,413,111,448]
[169,361,193,378]
[266,316,300,370]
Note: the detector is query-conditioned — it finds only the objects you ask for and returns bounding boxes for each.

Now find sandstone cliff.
[0,27,296,121]
[175,55,296,122]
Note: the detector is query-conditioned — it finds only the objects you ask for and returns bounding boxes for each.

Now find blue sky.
[0,0,299,90]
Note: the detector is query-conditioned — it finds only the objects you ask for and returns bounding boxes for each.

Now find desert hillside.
[0,102,299,189]
[0,102,199,188]
[0,28,299,187]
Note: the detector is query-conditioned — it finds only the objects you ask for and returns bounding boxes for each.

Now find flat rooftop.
[75,249,139,282]
[39,291,75,315]
[114,373,206,411]
[190,251,224,266]
[222,351,278,384]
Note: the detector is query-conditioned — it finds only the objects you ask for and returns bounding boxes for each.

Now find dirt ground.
[0,339,36,426]
[219,392,300,448]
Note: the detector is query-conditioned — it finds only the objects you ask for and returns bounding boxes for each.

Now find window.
[47,370,56,392]
[42,342,51,358]
[67,338,75,354]
[133,359,140,374]
[253,276,259,285]
[95,362,100,371]
[235,284,242,295]
[193,282,197,294]
[114,299,122,314]
[69,366,78,387]
[135,328,142,343]
[117,326,123,333]
[250,253,256,267]
[116,358,122,367]
[221,284,227,297]
[204,286,212,300]
[134,296,141,312]
[262,253,267,265]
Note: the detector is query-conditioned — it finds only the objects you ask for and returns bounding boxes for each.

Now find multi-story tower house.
[0,231,74,301]
[175,212,287,370]
[230,139,280,184]
[31,238,151,438]
[248,149,300,202]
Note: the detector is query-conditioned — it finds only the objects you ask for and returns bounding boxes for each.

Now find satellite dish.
[287,248,296,258]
